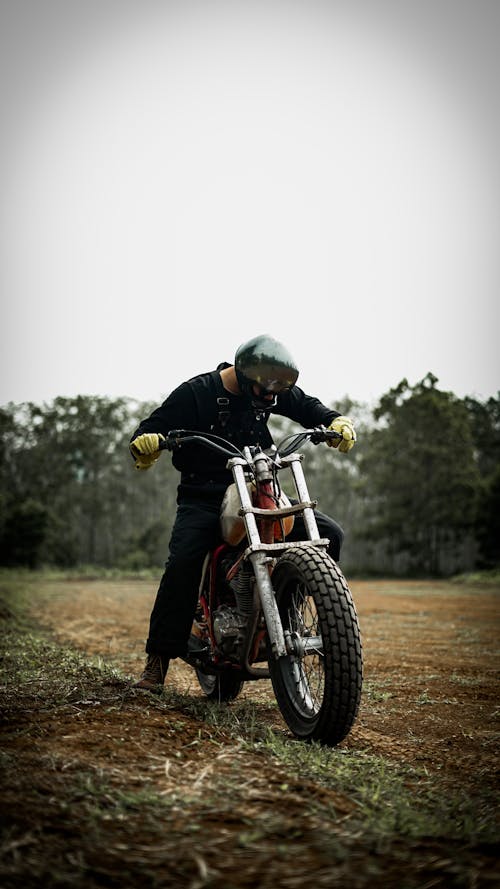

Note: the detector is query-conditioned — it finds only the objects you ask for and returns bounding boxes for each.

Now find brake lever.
[310,426,343,445]
[159,430,187,451]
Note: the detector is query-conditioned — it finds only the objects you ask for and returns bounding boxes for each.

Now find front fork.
[227,451,326,660]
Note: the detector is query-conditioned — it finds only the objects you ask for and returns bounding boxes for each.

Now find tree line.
[0,375,498,576]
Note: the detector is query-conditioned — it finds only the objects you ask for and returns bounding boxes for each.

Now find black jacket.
[132,363,339,492]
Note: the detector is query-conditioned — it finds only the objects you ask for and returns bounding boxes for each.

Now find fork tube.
[230,459,287,659]
[289,457,321,540]
[231,462,261,548]
[250,553,287,658]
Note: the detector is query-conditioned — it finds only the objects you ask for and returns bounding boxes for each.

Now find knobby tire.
[268,547,362,746]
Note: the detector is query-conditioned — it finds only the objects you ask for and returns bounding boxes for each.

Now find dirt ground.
[2,577,500,887]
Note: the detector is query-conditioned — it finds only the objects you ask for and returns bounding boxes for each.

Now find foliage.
[463,394,500,567]
[0,383,498,575]
[358,375,482,574]
[0,396,177,570]
[474,466,500,567]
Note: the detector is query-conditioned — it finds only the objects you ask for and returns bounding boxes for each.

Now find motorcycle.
[159,425,362,747]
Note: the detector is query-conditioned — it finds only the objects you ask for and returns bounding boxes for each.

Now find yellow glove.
[130,432,165,470]
[327,416,356,453]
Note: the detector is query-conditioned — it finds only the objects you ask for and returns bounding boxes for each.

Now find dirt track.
[30,577,500,779]
[2,576,499,888]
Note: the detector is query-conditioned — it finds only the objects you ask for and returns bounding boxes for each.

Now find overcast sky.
[1,0,499,411]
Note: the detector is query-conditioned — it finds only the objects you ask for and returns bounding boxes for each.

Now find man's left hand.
[327,416,357,453]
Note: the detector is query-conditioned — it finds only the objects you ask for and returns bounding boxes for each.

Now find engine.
[212,605,242,656]
[212,563,255,658]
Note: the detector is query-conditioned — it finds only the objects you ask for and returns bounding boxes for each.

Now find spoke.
[291,658,315,710]
[285,582,325,715]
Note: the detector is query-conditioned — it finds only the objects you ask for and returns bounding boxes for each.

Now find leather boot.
[133,654,170,692]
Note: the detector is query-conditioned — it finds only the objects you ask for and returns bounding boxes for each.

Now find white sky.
[1,0,499,410]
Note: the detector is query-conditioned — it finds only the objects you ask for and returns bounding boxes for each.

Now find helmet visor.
[241,361,298,394]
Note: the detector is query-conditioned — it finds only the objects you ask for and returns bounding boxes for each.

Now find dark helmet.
[234,334,299,409]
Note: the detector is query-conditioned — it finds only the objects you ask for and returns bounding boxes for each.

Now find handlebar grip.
[309,427,343,445]
[159,430,187,451]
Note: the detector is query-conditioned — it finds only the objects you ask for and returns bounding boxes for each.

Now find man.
[130,334,356,691]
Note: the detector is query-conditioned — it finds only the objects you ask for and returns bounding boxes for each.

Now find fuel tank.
[220,482,295,546]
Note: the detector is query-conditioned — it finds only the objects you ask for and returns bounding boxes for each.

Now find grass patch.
[362,678,394,703]
[163,687,279,742]
[243,731,497,845]
[1,627,127,706]
[162,689,498,846]
[450,568,500,587]
[0,565,161,584]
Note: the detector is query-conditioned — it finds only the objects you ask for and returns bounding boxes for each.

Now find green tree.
[474,467,500,567]
[359,375,480,575]
[0,499,48,568]
[464,393,500,567]
[0,396,178,569]
[269,400,367,573]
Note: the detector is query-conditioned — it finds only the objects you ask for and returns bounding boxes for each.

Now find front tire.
[268,548,362,746]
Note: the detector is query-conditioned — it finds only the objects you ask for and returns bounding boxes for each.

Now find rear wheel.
[268,548,362,746]
[195,668,244,702]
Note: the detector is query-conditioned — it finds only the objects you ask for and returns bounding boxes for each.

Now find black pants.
[146,494,344,657]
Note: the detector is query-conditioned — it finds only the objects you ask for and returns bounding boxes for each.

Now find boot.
[133,654,170,693]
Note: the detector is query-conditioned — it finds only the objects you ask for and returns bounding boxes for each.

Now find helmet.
[234,334,299,409]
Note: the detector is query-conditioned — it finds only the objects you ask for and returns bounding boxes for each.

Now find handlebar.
[276,427,342,457]
[158,426,342,461]
[159,429,244,459]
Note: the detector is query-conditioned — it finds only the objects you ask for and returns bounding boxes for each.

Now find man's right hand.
[130,433,165,470]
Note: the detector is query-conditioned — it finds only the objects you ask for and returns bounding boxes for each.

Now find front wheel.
[268,548,362,746]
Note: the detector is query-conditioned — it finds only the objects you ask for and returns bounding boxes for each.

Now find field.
[1,572,499,888]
